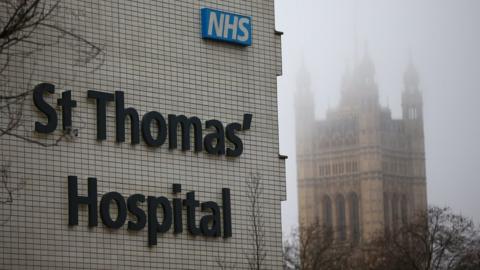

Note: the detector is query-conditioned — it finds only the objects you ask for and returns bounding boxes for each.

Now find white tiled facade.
[0,0,284,269]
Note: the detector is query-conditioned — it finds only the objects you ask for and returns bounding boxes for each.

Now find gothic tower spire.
[402,58,423,122]
[340,46,379,110]
[295,61,315,131]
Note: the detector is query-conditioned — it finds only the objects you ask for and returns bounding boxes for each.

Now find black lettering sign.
[67,177,233,246]
[35,85,251,158]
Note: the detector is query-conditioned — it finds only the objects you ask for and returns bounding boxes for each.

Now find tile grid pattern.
[0,0,285,269]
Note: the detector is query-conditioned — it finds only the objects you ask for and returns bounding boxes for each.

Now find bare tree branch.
[283,222,351,270]
[0,160,26,225]
[246,173,267,270]
[367,207,480,270]
[0,0,104,225]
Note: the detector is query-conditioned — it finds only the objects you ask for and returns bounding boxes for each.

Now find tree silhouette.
[283,222,351,270]
[363,207,480,270]
[246,173,267,270]
[0,0,103,220]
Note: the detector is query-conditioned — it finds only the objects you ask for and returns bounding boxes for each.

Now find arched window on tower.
[349,193,360,244]
[384,192,391,238]
[323,195,333,227]
[322,195,333,240]
[353,161,358,172]
[408,107,418,120]
[401,195,408,226]
[336,194,346,241]
[392,193,399,233]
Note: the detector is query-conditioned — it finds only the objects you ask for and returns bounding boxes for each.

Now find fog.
[275,0,480,235]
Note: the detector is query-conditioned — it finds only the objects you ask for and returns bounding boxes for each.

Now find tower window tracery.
[336,195,347,241]
[349,193,360,244]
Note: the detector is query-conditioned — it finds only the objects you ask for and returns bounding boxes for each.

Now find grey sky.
[275,0,480,235]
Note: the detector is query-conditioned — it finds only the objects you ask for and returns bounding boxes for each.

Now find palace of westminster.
[295,51,427,244]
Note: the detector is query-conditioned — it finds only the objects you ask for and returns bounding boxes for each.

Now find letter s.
[226,122,243,157]
[33,83,57,133]
[237,17,250,42]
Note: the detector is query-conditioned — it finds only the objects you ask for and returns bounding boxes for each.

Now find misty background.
[275,0,480,235]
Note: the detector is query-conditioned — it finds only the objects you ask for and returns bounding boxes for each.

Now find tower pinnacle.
[404,58,420,92]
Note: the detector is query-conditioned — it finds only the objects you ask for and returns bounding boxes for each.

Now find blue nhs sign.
[201,8,252,46]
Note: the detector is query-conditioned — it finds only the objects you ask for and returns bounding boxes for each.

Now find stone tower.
[296,53,427,244]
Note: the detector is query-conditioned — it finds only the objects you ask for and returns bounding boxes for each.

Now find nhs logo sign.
[201,8,252,46]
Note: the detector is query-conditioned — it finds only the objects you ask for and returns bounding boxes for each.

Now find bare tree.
[283,222,351,270]
[368,206,480,270]
[0,0,103,216]
[216,255,236,270]
[0,160,26,225]
[283,207,480,270]
[246,173,267,270]
[454,237,480,270]
[1,0,103,142]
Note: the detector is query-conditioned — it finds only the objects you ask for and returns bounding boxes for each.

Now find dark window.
[401,195,408,225]
[384,192,390,238]
[392,194,399,233]
[323,195,333,229]
[336,195,346,241]
[349,193,360,244]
